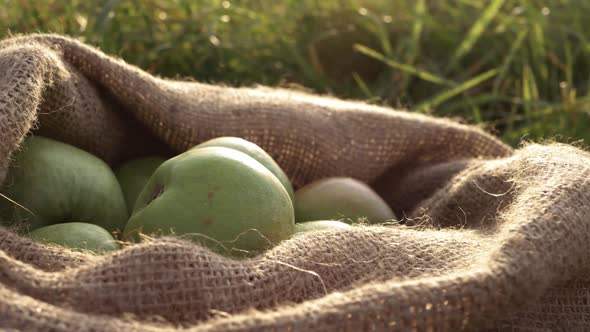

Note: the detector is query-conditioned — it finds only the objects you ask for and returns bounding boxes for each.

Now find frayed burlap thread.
[0,34,588,331]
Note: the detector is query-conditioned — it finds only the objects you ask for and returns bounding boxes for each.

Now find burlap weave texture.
[1,34,587,331]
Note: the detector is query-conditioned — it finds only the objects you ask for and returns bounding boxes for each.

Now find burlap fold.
[0,34,587,331]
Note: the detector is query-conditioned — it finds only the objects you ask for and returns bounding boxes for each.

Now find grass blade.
[413,68,498,112]
[408,0,426,63]
[493,29,528,94]
[400,0,427,91]
[449,0,506,70]
[94,0,122,36]
[467,96,482,123]
[355,44,454,86]
[532,22,548,81]
[352,72,374,99]
[564,39,573,87]
[522,63,540,116]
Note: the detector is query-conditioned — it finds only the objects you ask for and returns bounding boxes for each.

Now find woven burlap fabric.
[0,34,588,331]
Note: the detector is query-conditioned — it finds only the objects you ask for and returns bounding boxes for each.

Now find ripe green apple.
[294,220,352,233]
[124,146,294,256]
[115,157,166,215]
[29,222,120,253]
[192,137,295,203]
[0,136,128,232]
[295,177,395,224]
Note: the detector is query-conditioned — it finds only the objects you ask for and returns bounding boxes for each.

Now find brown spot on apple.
[147,184,165,205]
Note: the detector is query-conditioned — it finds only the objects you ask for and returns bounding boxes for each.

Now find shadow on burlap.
[1,34,589,331]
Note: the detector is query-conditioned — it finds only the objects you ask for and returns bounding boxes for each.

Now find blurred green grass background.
[3,0,590,146]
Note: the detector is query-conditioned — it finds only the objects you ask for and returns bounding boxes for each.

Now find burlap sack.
[0,34,588,331]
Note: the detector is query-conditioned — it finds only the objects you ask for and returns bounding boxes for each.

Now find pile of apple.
[0,136,396,257]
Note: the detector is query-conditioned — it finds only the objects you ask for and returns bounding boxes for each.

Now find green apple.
[294,220,352,233]
[124,146,294,256]
[0,136,128,232]
[192,137,295,203]
[29,222,120,253]
[295,177,395,224]
[115,157,166,215]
